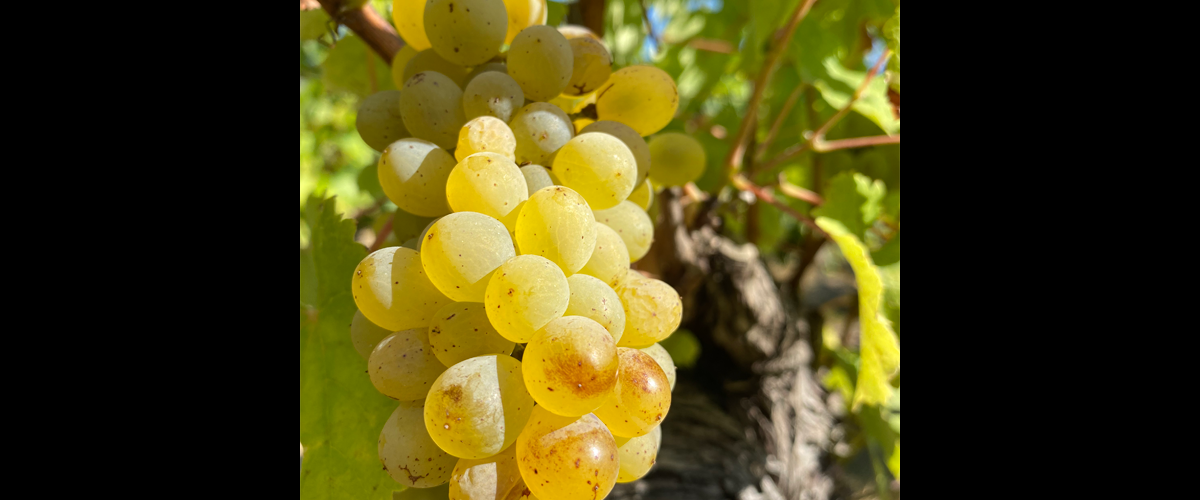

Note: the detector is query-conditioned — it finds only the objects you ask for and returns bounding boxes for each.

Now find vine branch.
[731,174,827,238]
[755,83,806,164]
[316,0,405,64]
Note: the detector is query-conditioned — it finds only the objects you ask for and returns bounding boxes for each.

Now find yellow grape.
[353,247,453,331]
[638,343,677,391]
[380,400,459,487]
[449,443,523,500]
[428,302,516,367]
[500,480,538,500]
[579,121,650,185]
[627,178,654,211]
[522,316,618,416]
[424,0,508,67]
[351,309,393,361]
[484,255,570,343]
[507,25,572,101]
[390,44,420,88]
[399,71,467,150]
[394,0,432,51]
[455,117,518,162]
[378,138,456,217]
[404,49,471,88]
[593,201,654,262]
[356,90,409,152]
[502,0,547,45]
[648,132,707,186]
[368,328,447,401]
[446,152,527,223]
[557,24,599,41]
[510,102,574,165]
[592,348,672,437]
[615,276,682,348]
[421,212,517,302]
[553,133,637,211]
[515,407,619,500]
[463,71,525,122]
[425,354,535,459]
[614,425,661,483]
[564,37,612,96]
[564,274,625,343]
[514,186,597,275]
[519,164,557,196]
[594,65,679,136]
[577,223,630,288]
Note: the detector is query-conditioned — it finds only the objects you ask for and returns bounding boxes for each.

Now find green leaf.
[546,0,568,27]
[813,57,899,135]
[815,217,898,410]
[300,194,397,500]
[301,9,331,42]
[812,171,883,242]
[322,34,396,98]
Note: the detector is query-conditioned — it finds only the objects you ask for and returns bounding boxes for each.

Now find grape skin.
[639,343,677,391]
[446,153,527,223]
[378,139,456,217]
[399,71,467,151]
[515,407,619,500]
[648,132,707,186]
[509,102,574,165]
[425,354,535,459]
[577,223,630,288]
[455,118,518,162]
[507,25,573,102]
[593,201,654,263]
[465,62,508,86]
[424,0,508,67]
[627,178,654,211]
[351,309,393,361]
[449,443,522,500]
[564,274,626,343]
[393,0,433,51]
[428,302,516,367]
[352,247,453,332]
[579,121,651,185]
[404,49,471,88]
[614,425,661,483]
[514,186,597,276]
[552,133,638,211]
[369,328,448,401]
[390,45,420,89]
[463,71,525,122]
[614,276,683,348]
[356,90,409,152]
[594,65,679,136]
[522,316,619,416]
[501,0,548,45]
[519,164,557,196]
[421,212,517,302]
[484,255,570,343]
[392,209,438,242]
[565,37,612,96]
[592,348,672,438]
[380,400,458,487]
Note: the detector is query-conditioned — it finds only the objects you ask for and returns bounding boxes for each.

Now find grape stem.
[315,0,405,63]
[368,212,395,253]
[754,83,806,164]
[730,174,827,238]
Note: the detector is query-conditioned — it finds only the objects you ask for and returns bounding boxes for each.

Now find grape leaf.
[812,171,882,242]
[322,34,397,98]
[300,194,397,500]
[814,57,899,135]
[301,8,331,41]
[547,0,568,27]
[815,217,898,410]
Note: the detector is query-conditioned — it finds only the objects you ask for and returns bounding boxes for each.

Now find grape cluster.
[349,2,700,498]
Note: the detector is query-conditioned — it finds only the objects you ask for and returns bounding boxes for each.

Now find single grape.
[577,223,630,288]
[564,274,625,343]
[425,354,535,459]
[594,65,679,136]
[592,348,672,437]
[514,186,597,275]
[580,121,651,185]
[553,133,637,211]
[392,209,438,242]
[449,443,523,500]
[639,343,677,391]
[380,401,457,488]
[404,49,471,88]
[522,316,619,416]
[510,102,574,165]
[463,71,525,122]
[507,25,572,101]
[627,178,654,211]
[378,138,456,217]
[519,164,557,196]
[465,61,508,85]
[614,426,661,483]
[390,44,420,88]
[614,276,682,348]
[351,309,393,360]
[421,212,517,302]
[455,117,518,162]
[368,328,447,401]
[446,152,528,224]
[502,0,548,45]
[593,201,654,262]
[394,0,433,51]
[515,407,619,500]
[399,71,467,150]
[648,132,707,186]
[484,255,570,343]
[356,90,409,152]
[564,37,612,96]
[424,0,508,67]
[353,247,453,331]
[428,302,516,367]
[557,24,599,41]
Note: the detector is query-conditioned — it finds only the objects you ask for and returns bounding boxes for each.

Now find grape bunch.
[349,1,703,498]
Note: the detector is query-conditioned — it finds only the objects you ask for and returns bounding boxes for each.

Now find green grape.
[507,25,572,101]
[465,62,508,86]
[404,49,471,88]
[353,247,454,331]
[552,133,637,210]
[564,37,612,96]
[446,152,528,223]
[594,65,679,136]
[515,406,619,500]
[351,309,394,361]
[519,164,556,196]
[593,201,654,262]
[514,186,597,275]
[428,302,516,367]
[510,102,574,165]
[502,0,547,45]
[557,24,599,41]
[369,328,448,401]
[402,237,421,250]
[463,71,525,122]
[648,132,706,186]
[484,255,570,343]
[614,425,661,483]
[421,212,517,302]
[399,71,467,150]
[356,90,409,152]
[392,209,439,242]
[425,354,535,459]
[395,483,451,500]
[627,178,654,211]
[638,343,677,391]
[577,223,630,288]
[522,316,618,416]
[380,400,458,487]
[455,117,518,162]
[579,121,650,185]
[564,274,625,343]
[394,0,433,51]
[378,138,456,217]
[449,443,522,500]
[391,45,420,89]
[592,347,672,437]
[614,276,682,348]
[424,0,508,67]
